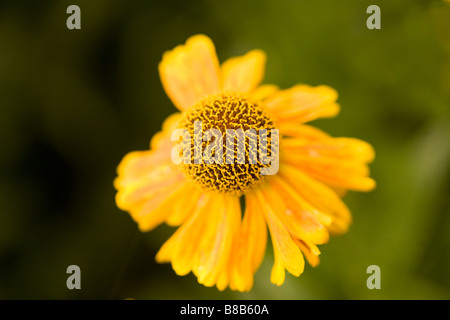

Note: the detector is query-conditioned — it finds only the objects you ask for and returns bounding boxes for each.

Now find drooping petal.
[278,164,352,234]
[156,193,241,290]
[264,84,340,125]
[159,34,221,111]
[194,194,241,288]
[222,49,266,93]
[262,178,330,245]
[165,181,205,227]
[254,189,305,286]
[294,238,321,267]
[229,193,267,292]
[155,193,213,275]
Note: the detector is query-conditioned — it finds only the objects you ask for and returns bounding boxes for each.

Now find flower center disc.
[180,93,277,195]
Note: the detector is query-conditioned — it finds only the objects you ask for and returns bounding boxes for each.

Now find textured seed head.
[179,92,277,195]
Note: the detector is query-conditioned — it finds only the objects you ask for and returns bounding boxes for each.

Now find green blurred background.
[0,0,449,299]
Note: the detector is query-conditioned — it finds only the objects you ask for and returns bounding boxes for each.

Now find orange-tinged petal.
[114,112,188,231]
[115,162,179,209]
[229,192,267,292]
[222,49,266,93]
[114,145,185,231]
[115,155,186,232]
[114,151,170,191]
[159,34,221,111]
[114,113,182,191]
[281,134,376,192]
[255,189,305,286]
[265,84,340,124]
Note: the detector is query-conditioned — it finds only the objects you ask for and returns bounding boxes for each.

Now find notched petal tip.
[222,49,267,93]
[158,34,221,111]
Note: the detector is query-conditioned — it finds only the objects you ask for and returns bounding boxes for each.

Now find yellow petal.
[282,152,376,192]
[115,113,182,191]
[222,49,266,93]
[278,164,352,235]
[263,178,330,245]
[255,189,305,286]
[281,133,376,192]
[149,112,182,150]
[158,34,221,111]
[132,181,189,232]
[283,137,375,163]
[265,84,340,124]
[154,232,176,264]
[156,193,213,276]
[156,193,241,290]
[194,194,240,287]
[294,238,321,267]
[114,112,188,231]
[229,193,267,292]
[251,84,279,101]
[165,182,204,227]
[114,151,170,191]
[270,257,286,286]
[114,154,187,231]
[216,271,229,292]
[279,124,331,140]
[117,180,186,232]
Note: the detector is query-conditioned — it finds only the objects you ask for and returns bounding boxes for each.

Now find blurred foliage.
[0,0,449,299]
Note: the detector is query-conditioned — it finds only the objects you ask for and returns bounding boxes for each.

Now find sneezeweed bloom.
[114,34,375,291]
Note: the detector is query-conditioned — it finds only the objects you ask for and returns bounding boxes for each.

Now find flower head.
[114,34,375,291]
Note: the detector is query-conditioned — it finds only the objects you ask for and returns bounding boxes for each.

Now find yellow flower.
[114,34,375,292]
